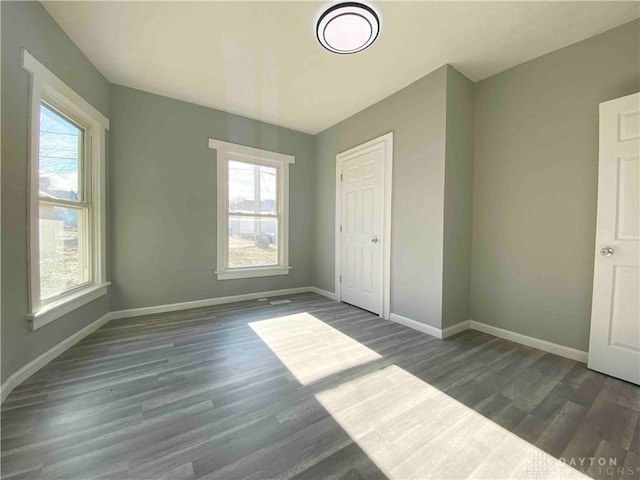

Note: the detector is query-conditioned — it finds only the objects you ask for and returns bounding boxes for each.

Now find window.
[209,139,294,280]
[38,105,90,299]
[23,50,110,330]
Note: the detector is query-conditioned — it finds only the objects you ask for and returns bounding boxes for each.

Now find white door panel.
[588,92,640,385]
[617,156,639,240]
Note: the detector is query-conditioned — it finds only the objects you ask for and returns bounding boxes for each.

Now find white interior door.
[339,147,384,315]
[588,92,640,385]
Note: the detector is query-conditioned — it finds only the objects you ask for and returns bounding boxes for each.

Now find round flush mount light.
[316,2,380,54]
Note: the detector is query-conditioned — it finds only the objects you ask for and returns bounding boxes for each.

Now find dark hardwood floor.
[1,293,639,479]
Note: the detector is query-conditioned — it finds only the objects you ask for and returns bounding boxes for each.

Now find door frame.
[335,132,393,319]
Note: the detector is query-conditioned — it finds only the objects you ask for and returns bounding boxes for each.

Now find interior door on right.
[588,92,640,385]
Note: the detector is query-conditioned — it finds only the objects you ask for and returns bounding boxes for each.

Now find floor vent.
[270,299,291,305]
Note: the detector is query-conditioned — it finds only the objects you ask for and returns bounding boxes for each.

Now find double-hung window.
[209,139,294,280]
[23,50,110,330]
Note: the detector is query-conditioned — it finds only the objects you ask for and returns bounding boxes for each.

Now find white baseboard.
[390,313,445,338]
[389,314,469,339]
[2,286,326,404]
[307,286,338,301]
[1,288,589,405]
[1,312,112,404]
[469,320,588,363]
[108,287,314,320]
[388,314,587,363]
[442,320,471,338]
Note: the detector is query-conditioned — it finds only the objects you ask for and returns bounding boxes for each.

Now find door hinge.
[340,275,342,282]
[340,174,343,181]
[340,225,342,232]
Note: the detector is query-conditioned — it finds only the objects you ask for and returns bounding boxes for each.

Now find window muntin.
[38,104,92,300]
[227,159,279,268]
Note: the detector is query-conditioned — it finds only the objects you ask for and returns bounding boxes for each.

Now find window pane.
[39,203,89,299]
[228,215,277,267]
[259,165,277,214]
[39,104,83,201]
[228,161,277,214]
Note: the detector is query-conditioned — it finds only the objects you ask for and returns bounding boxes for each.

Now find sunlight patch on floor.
[248,312,381,385]
[316,364,586,479]
[252,313,588,479]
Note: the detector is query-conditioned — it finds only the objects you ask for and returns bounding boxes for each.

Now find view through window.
[227,160,278,267]
[38,104,90,299]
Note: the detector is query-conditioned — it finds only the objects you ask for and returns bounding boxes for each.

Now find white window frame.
[22,49,110,331]
[208,139,293,280]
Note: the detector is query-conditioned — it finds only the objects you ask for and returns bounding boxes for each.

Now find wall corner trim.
[307,286,338,301]
[389,313,445,339]
[1,312,113,404]
[389,314,469,339]
[442,320,471,338]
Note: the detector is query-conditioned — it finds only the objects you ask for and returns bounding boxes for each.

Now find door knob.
[600,247,614,257]
[371,236,379,244]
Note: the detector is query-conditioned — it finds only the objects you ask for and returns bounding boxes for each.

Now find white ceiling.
[43,1,639,134]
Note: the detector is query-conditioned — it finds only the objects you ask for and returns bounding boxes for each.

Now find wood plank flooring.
[1,293,639,479]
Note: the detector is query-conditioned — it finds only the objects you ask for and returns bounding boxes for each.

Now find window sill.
[27,282,111,331]
[215,266,291,280]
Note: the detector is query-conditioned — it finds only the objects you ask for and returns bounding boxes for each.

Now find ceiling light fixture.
[316,2,380,54]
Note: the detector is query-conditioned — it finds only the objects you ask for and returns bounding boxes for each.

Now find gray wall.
[1,1,111,383]
[471,19,640,351]
[314,66,448,328]
[109,85,315,310]
[442,67,474,329]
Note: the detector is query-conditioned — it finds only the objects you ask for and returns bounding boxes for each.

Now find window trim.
[208,139,294,281]
[22,49,110,330]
